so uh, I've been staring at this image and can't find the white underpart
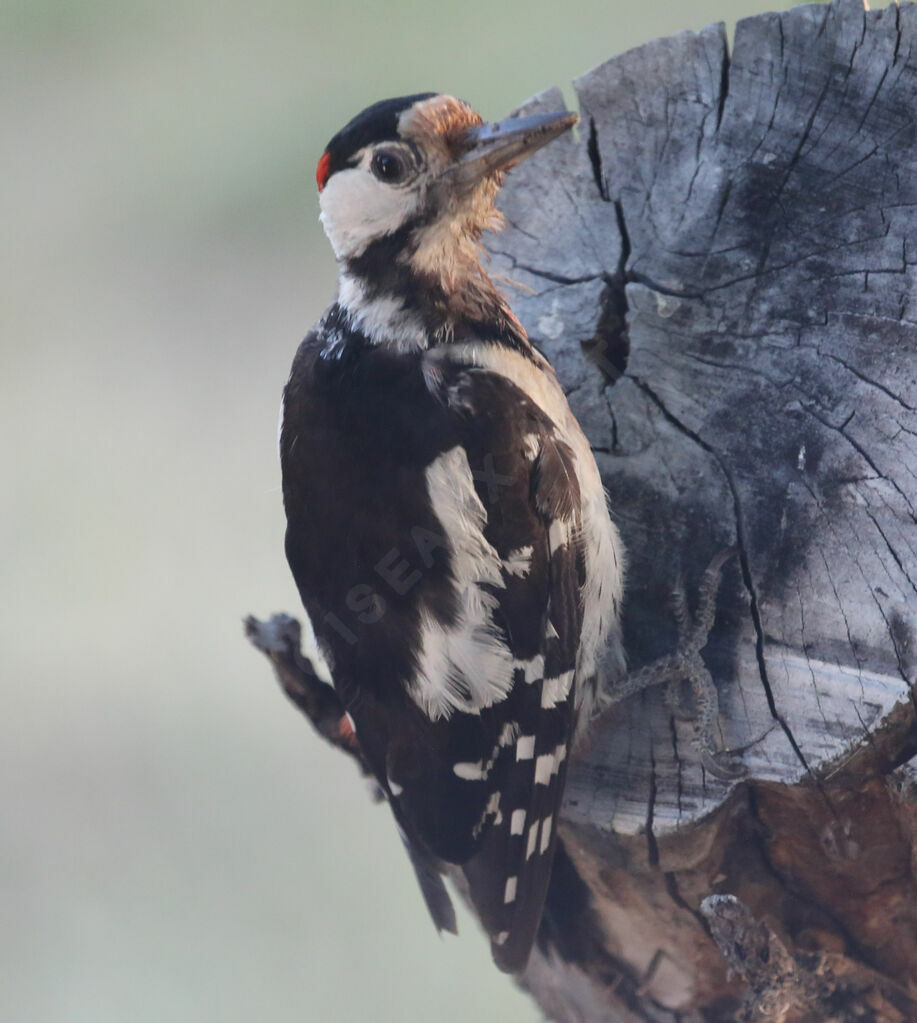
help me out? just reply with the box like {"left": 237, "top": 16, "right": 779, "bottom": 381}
{"left": 319, "top": 154, "right": 420, "bottom": 260}
{"left": 502, "top": 545, "right": 533, "bottom": 578}
{"left": 410, "top": 447, "right": 514, "bottom": 720}
{"left": 425, "top": 342, "right": 626, "bottom": 727}
{"left": 337, "top": 273, "right": 428, "bottom": 352}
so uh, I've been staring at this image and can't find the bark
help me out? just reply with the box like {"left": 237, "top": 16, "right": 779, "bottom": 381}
{"left": 249, "top": 2, "right": 917, "bottom": 1018}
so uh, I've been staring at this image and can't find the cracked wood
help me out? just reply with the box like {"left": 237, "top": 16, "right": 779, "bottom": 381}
{"left": 480, "top": 1, "right": 917, "bottom": 1019}
{"left": 491, "top": 0, "right": 917, "bottom": 833}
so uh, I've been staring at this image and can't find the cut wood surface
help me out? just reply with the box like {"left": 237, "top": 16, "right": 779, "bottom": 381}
{"left": 249, "top": 2, "right": 917, "bottom": 1019}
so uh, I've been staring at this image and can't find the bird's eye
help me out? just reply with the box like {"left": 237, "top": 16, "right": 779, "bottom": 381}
{"left": 371, "top": 149, "right": 408, "bottom": 184}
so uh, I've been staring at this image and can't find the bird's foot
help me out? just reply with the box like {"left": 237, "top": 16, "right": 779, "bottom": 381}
{"left": 614, "top": 548, "right": 747, "bottom": 780}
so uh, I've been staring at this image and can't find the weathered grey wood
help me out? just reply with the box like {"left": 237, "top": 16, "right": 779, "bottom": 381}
{"left": 484, "top": 1, "right": 917, "bottom": 1018}
{"left": 248, "top": 2, "right": 917, "bottom": 1019}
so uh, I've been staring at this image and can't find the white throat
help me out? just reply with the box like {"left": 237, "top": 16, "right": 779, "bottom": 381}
{"left": 337, "top": 273, "right": 429, "bottom": 352}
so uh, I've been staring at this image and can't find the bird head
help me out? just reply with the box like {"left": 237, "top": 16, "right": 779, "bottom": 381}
{"left": 314, "top": 94, "right": 576, "bottom": 350}
{"left": 316, "top": 93, "right": 577, "bottom": 277}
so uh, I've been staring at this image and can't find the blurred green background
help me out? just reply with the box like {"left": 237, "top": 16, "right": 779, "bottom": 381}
{"left": 2, "top": 1, "right": 841, "bottom": 1020}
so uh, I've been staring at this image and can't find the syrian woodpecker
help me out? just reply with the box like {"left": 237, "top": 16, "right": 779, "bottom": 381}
{"left": 279, "top": 93, "right": 625, "bottom": 973}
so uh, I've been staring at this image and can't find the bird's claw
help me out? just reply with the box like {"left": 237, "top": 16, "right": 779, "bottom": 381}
{"left": 616, "top": 547, "right": 745, "bottom": 780}
{"left": 701, "top": 749, "right": 748, "bottom": 781}
{"left": 243, "top": 613, "right": 301, "bottom": 658}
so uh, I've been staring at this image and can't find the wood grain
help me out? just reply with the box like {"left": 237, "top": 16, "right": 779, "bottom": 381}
{"left": 489, "top": 2, "right": 917, "bottom": 1018}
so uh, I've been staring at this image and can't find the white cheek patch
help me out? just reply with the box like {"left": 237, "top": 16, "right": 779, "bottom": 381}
{"left": 319, "top": 162, "right": 419, "bottom": 259}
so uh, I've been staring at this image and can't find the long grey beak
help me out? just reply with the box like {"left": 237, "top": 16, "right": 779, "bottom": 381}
{"left": 449, "top": 109, "right": 578, "bottom": 191}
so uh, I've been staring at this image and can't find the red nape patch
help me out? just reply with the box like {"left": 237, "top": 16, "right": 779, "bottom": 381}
{"left": 316, "top": 151, "right": 331, "bottom": 192}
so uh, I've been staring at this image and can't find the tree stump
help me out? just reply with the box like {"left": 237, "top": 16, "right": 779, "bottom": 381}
{"left": 249, "top": 1, "right": 917, "bottom": 1019}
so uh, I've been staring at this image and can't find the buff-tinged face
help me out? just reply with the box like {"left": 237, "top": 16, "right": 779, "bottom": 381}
{"left": 318, "top": 95, "right": 499, "bottom": 262}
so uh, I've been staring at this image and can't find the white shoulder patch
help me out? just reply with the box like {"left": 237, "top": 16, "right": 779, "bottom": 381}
{"left": 409, "top": 446, "right": 514, "bottom": 720}
{"left": 441, "top": 343, "right": 626, "bottom": 703}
